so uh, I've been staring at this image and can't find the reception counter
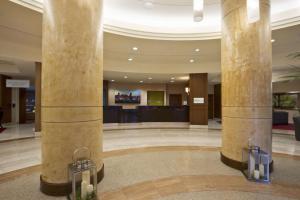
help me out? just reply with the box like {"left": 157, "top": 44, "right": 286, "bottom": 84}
{"left": 103, "top": 106, "right": 189, "bottom": 123}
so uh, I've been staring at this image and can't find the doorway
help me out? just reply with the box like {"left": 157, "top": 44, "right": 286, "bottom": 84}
{"left": 169, "top": 94, "right": 182, "bottom": 106}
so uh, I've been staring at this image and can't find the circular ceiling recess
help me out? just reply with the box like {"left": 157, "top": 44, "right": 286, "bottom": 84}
{"left": 9, "top": 0, "right": 300, "bottom": 40}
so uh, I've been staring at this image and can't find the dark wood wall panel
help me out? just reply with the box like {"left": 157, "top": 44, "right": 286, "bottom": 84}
{"left": 214, "top": 84, "right": 222, "bottom": 119}
{"left": 208, "top": 94, "right": 214, "bottom": 119}
{"left": 0, "top": 75, "right": 12, "bottom": 123}
{"left": 103, "top": 80, "right": 108, "bottom": 106}
{"left": 189, "top": 73, "right": 208, "bottom": 125}
{"left": 19, "top": 88, "right": 27, "bottom": 124}
{"left": 35, "top": 62, "right": 42, "bottom": 131}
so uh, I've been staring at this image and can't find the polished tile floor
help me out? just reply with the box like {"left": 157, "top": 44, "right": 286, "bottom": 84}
{"left": 0, "top": 126, "right": 300, "bottom": 175}
{"left": 0, "top": 147, "right": 300, "bottom": 200}
{"left": 0, "top": 123, "right": 35, "bottom": 141}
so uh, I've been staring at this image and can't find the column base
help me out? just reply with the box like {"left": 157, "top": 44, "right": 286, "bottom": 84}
{"left": 40, "top": 164, "right": 104, "bottom": 196}
{"left": 220, "top": 153, "right": 273, "bottom": 172}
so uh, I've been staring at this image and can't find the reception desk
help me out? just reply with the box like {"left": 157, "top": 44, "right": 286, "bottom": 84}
{"left": 103, "top": 106, "right": 189, "bottom": 123}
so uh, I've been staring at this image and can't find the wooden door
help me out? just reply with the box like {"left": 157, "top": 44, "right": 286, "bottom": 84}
{"left": 169, "top": 94, "right": 182, "bottom": 106}
{"left": 0, "top": 75, "right": 12, "bottom": 123}
{"left": 19, "top": 88, "right": 26, "bottom": 124}
{"left": 214, "top": 84, "right": 221, "bottom": 118}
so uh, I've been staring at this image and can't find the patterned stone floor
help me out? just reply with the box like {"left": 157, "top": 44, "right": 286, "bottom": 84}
{"left": 0, "top": 147, "right": 300, "bottom": 200}
{"left": 1, "top": 127, "right": 300, "bottom": 175}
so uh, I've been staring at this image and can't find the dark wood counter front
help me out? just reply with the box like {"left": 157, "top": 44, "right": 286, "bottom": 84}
{"left": 103, "top": 106, "right": 189, "bottom": 123}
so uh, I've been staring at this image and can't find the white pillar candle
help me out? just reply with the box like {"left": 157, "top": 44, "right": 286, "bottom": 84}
{"left": 87, "top": 184, "right": 94, "bottom": 195}
{"left": 259, "top": 164, "right": 264, "bottom": 177}
{"left": 249, "top": 154, "right": 255, "bottom": 177}
{"left": 81, "top": 181, "right": 88, "bottom": 200}
{"left": 82, "top": 170, "right": 90, "bottom": 184}
{"left": 254, "top": 170, "right": 260, "bottom": 180}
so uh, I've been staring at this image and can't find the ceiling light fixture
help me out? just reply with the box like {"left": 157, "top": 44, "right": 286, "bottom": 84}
{"left": 111, "top": 80, "right": 115, "bottom": 82}
{"left": 271, "top": 39, "right": 275, "bottom": 43}
{"left": 128, "top": 58, "right": 133, "bottom": 61}
{"left": 190, "top": 59, "right": 195, "bottom": 63}
{"left": 139, "top": 80, "right": 144, "bottom": 83}
{"left": 170, "top": 80, "right": 175, "bottom": 83}
{"left": 193, "top": 0, "right": 204, "bottom": 22}
{"left": 195, "top": 48, "right": 200, "bottom": 52}
{"left": 124, "top": 76, "right": 128, "bottom": 79}
{"left": 132, "top": 47, "right": 138, "bottom": 51}
{"left": 144, "top": 1, "right": 154, "bottom": 9}
{"left": 247, "top": 0, "right": 260, "bottom": 23}
{"left": 185, "top": 87, "right": 190, "bottom": 94}
{"left": 148, "top": 77, "right": 153, "bottom": 80}
{"left": 171, "top": 77, "right": 175, "bottom": 80}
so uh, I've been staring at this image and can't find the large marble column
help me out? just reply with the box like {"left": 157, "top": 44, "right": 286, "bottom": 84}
{"left": 41, "top": 0, "right": 104, "bottom": 195}
{"left": 221, "top": 0, "right": 272, "bottom": 169}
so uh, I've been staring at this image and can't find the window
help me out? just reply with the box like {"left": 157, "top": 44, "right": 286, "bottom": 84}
{"left": 273, "top": 93, "right": 299, "bottom": 109}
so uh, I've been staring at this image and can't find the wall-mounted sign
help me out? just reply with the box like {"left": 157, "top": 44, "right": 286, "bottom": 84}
{"left": 193, "top": 97, "right": 204, "bottom": 104}
{"left": 6, "top": 79, "right": 30, "bottom": 88}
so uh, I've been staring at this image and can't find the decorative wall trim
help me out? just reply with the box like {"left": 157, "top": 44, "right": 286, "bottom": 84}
{"left": 9, "top": 0, "right": 300, "bottom": 41}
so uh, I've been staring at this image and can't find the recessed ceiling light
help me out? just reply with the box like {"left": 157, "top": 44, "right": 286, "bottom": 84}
{"left": 148, "top": 77, "right": 153, "bottom": 80}
{"left": 124, "top": 76, "right": 128, "bottom": 79}
{"left": 139, "top": 80, "right": 144, "bottom": 83}
{"left": 128, "top": 58, "right": 133, "bottom": 61}
{"left": 132, "top": 47, "right": 138, "bottom": 51}
{"left": 144, "top": 1, "right": 154, "bottom": 9}
{"left": 178, "top": 76, "right": 190, "bottom": 80}
{"left": 190, "top": 59, "right": 195, "bottom": 63}
{"left": 111, "top": 80, "right": 115, "bottom": 82}
{"left": 195, "top": 48, "right": 200, "bottom": 52}
{"left": 170, "top": 80, "right": 175, "bottom": 83}
{"left": 271, "top": 39, "right": 275, "bottom": 43}
{"left": 171, "top": 77, "right": 175, "bottom": 80}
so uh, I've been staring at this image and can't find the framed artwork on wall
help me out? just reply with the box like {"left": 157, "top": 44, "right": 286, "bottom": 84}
{"left": 115, "top": 90, "right": 141, "bottom": 104}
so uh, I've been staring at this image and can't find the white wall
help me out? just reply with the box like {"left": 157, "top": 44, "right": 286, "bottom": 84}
{"left": 273, "top": 80, "right": 300, "bottom": 93}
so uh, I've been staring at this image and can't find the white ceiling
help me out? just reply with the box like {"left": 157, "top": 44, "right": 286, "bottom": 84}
{"left": 0, "top": 0, "right": 300, "bottom": 85}
{"left": 9, "top": 0, "right": 300, "bottom": 40}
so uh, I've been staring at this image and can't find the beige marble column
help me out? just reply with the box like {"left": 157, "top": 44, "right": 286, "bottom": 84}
{"left": 41, "top": 0, "right": 103, "bottom": 195}
{"left": 221, "top": 0, "right": 272, "bottom": 169}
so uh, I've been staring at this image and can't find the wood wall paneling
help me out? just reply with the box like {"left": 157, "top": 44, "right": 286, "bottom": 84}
{"left": 189, "top": 73, "right": 208, "bottom": 125}
{"left": 169, "top": 94, "right": 182, "bottom": 106}
{"left": 19, "top": 88, "right": 26, "bottom": 124}
{"left": 35, "top": 62, "right": 42, "bottom": 131}
{"left": 0, "top": 75, "right": 12, "bottom": 123}
{"left": 103, "top": 80, "right": 108, "bottom": 106}
{"left": 214, "top": 84, "right": 221, "bottom": 119}
{"left": 208, "top": 94, "right": 214, "bottom": 119}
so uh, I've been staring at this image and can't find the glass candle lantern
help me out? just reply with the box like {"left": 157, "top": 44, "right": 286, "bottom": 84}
{"left": 247, "top": 145, "right": 270, "bottom": 183}
{"left": 258, "top": 150, "right": 270, "bottom": 183}
{"left": 68, "top": 147, "right": 97, "bottom": 200}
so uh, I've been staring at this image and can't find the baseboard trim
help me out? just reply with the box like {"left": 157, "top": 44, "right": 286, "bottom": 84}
{"left": 189, "top": 125, "right": 208, "bottom": 129}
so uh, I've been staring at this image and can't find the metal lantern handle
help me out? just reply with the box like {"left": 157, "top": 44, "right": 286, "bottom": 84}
{"left": 72, "top": 147, "right": 91, "bottom": 162}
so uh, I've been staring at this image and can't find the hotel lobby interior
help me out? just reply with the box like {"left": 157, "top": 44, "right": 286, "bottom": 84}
{"left": 0, "top": 0, "right": 300, "bottom": 199}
